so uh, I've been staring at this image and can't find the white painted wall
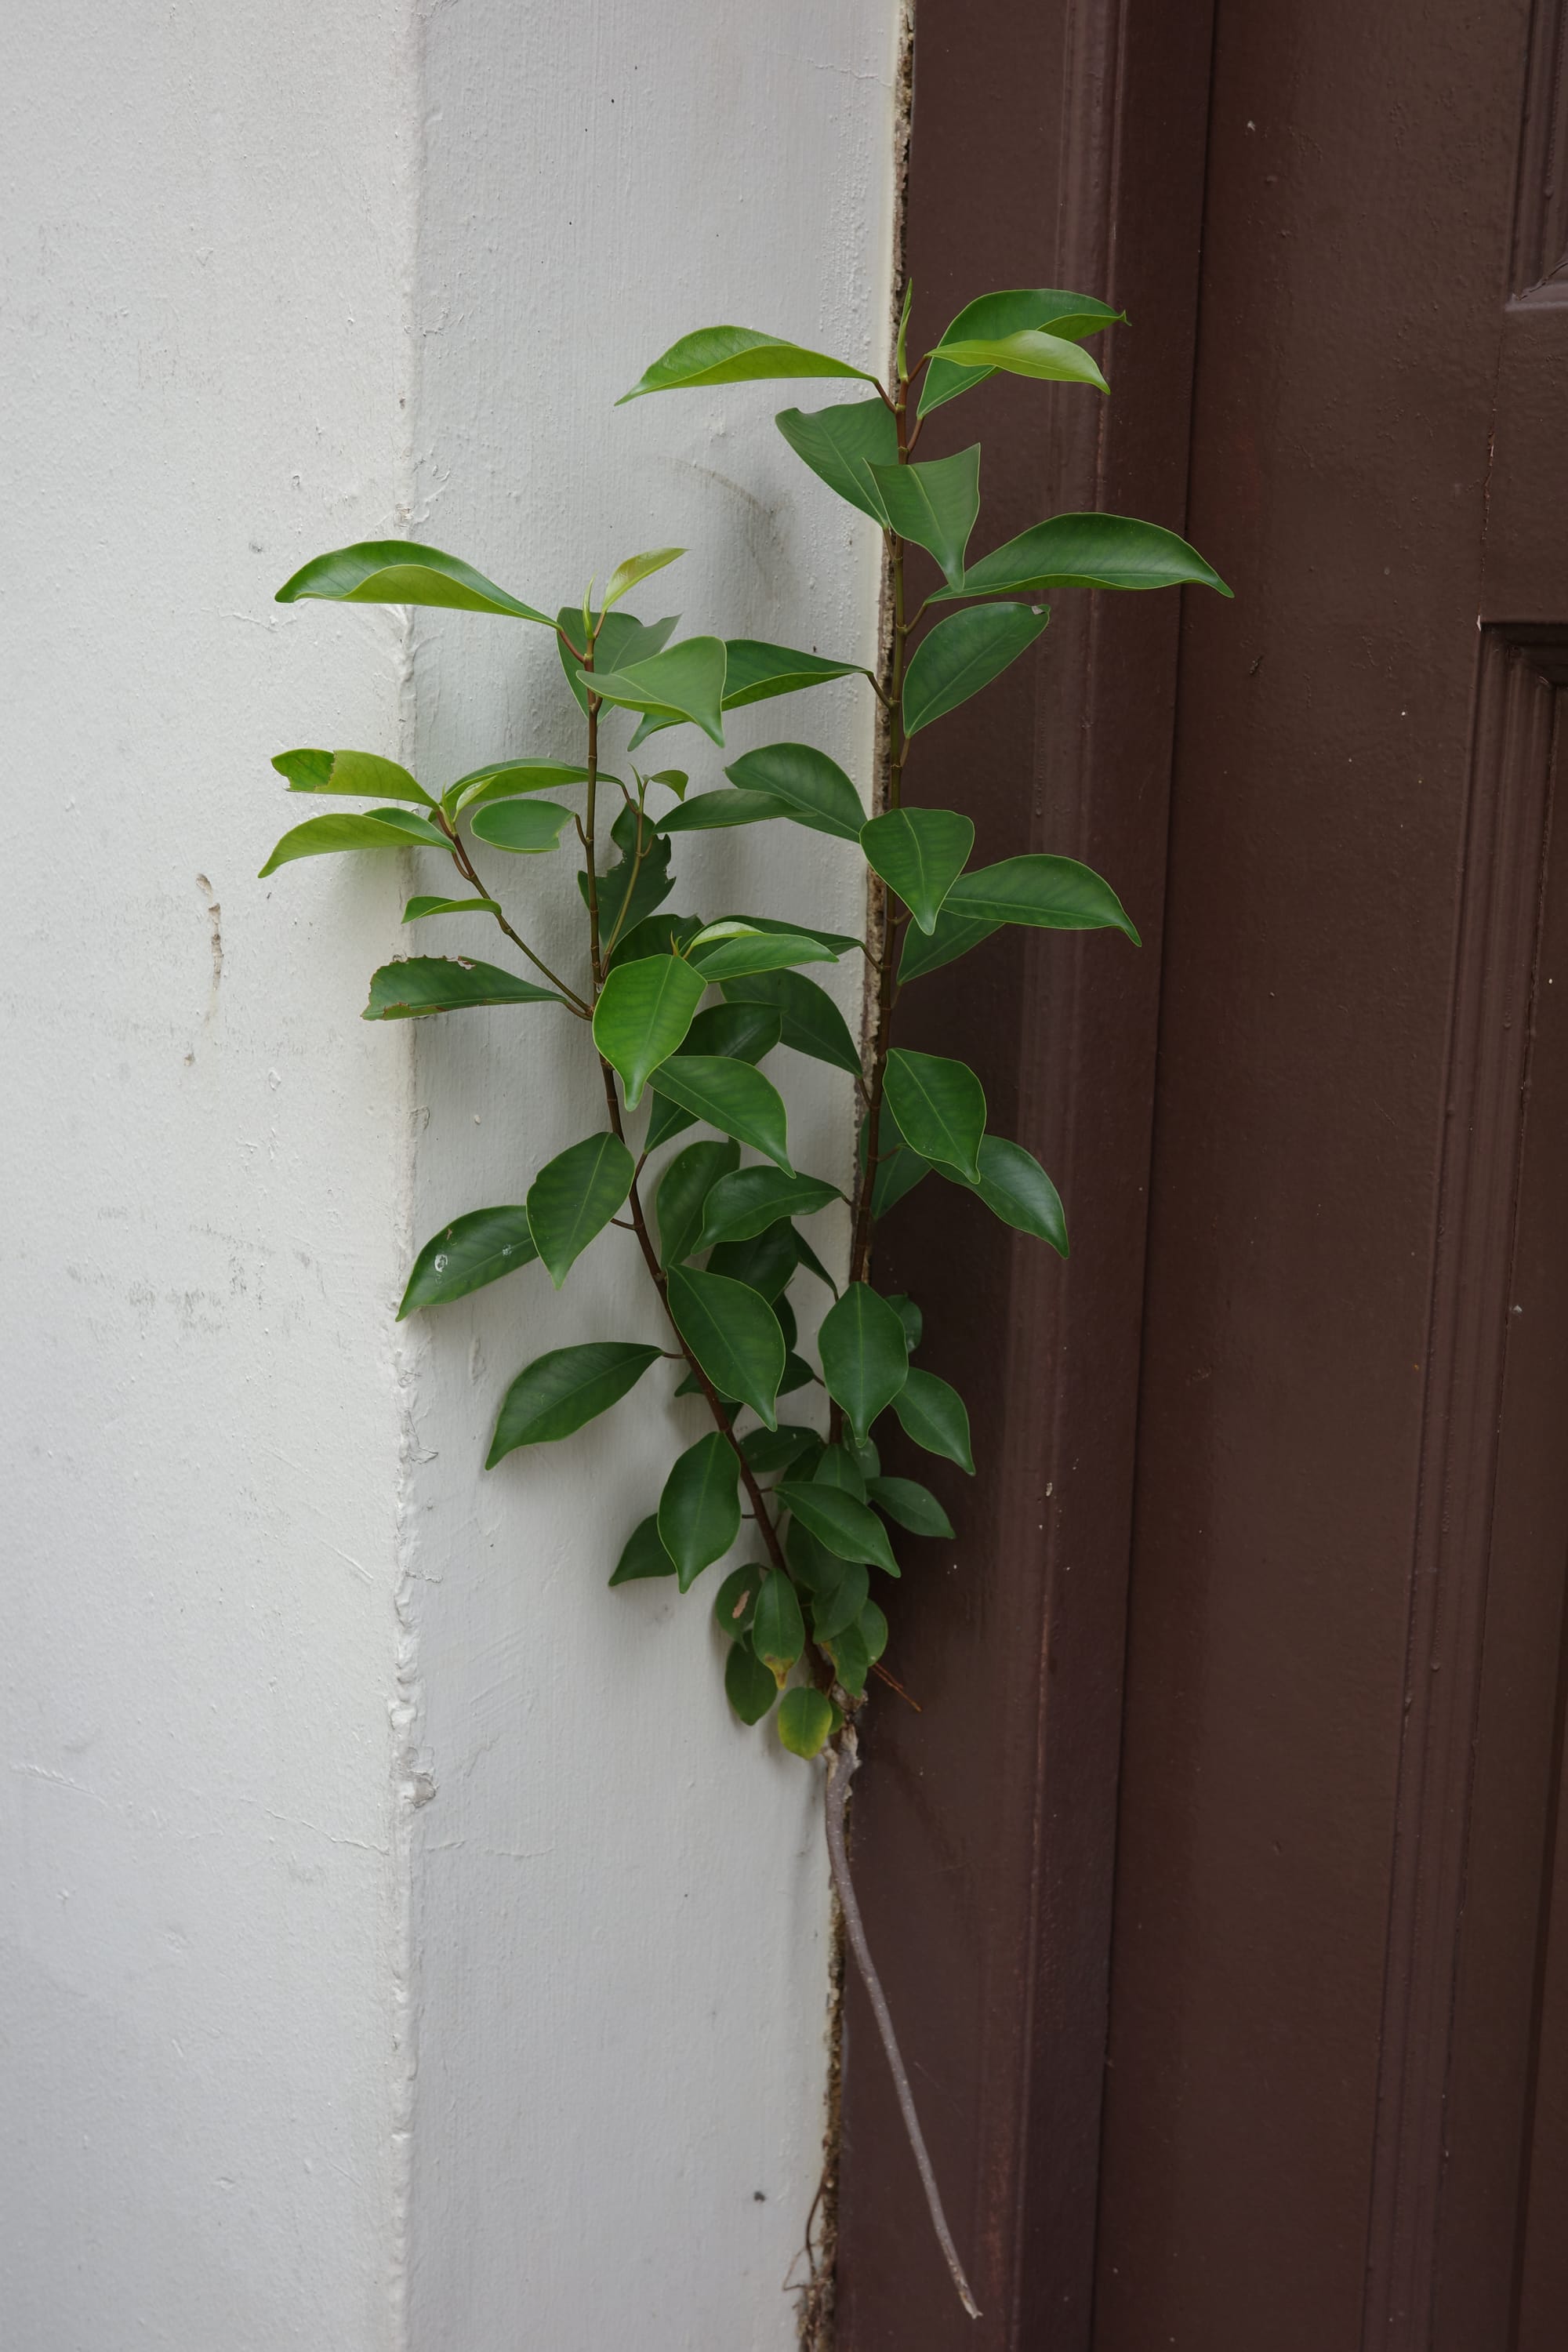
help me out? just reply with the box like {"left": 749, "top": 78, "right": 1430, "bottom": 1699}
{"left": 2, "top": 5, "right": 895, "bottom": 2349}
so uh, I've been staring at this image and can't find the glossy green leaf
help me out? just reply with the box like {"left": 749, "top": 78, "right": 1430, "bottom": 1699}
{"left": 858, "top": 1596, "right": 889, "bottom": 1663}
{"left": 273, "top": 747, "right": 436, "bottom": 806}
{"left": 902, "top": 602, "right": 1051, "bottom": 735}
{"left": 592, "top": 954, "right": 707, "bottom": 1107}
{"left": 580, "top": 802, "right": 675, "bottom": 943}
{"left": 648, "top": 1056, "right": 792, "bottom": 1172}
{"left": 946, "top": 1134, "right": 1068, "bottom": 1254}
{"left": 655, "top": 789, "right": 795, "bottom": 834}
{"left": 792, "top": 1229, "right": 837, "bottom": 1295}
{"left": 270, "top": 747, "right": 336, "bottom": 793}
{"left": 276, "top": 538, "right": 552, "bottom": 622}
{"left": 469, "top": 798, "right": 575, "bottom": 855}
{"left": 777, "top": 1481, "right": 900, "bottom": 1576}
{"left": 714, "top": 1562, "right": 767, "bottom": 1639}
{"left": 363, "top": 956, "right": 563, "bottom": 1018}
{"left": 775, "top": 395, "right": 898, "bottom": 522}
{"left": 706, "top": 1219, "right": 797, "bottom": 1303}
{"left": 870, "top": 1140, "right": 930, "bottom": 1218}
{"left": 557, "top": 608, "right": 679, "bottom": 715}
{"left": 658, "top": 1432, "right": 742, "bottom": 1592}
{"left": 688, "top": 928, "right": 838, "bottom": 981}
{"left": 920, "top": 288, "right": 1120, "bottom": 415}
{"left": 724, "top": 913, "right": 862, "bottom": 957}
{"left": 603, "top": 546, "right": 684, "bottom": 610}
{"left": 943, "top": 852, "right": 1138, "bottom": 941}
{"left": 752, "top": 1569, "right": 807, "bottom": 1686}
{"left": 897, "top": 907, "right": 1003, "bottom": 982}
{"left": 818, "top": 1283, "right": 910, "bottom": 1445}
{"left": 932, "top": 328, "right": 1108, "bottom": 394}
{"left": 719, "top": 638, "right": 869, "bottom": 711}
{"left": 609, "top": 1515, "right": 677, "bottom": 1584}
{"left": 618, "top": 325, "right": 877, "bottom": 403}
{"left": 867, "top": 445, "right": 981, "bottom": 587}
{"left": 891, "top": 1366, "right": 975, "bottom": 1474}
{"left": 884, "top": 1047, "right": 985, "bottom": 1181}
{"left": 720, "top": 970, "right": 862, "bottom": 1076}
{"left": 812, "top": 1444, "right": 868, "bottom": 1503}
{"left": 402, "top": 895, "right": 501, "bottom": 923}
{"left": 445, "top": 758, "right": 594, "bottom": 815}
{"left": 859, "top": 807, "right": 975, "bottom": 934}
{"left": 487, "top": 1341, "right": 663, "bottom": 1464}
{"left": 655, "top": 1138, "right": 740, "bottom": 1268}
{"left": 867, "top": 1475, "right": 954, "bottom": 1540}
{"left": 778, "top": 1684, "right": 835, "bottom": 1757}
{"left": 642, "top": 1004, "right": 781, "bottom": 1151}
{"left": 666, "top": 1265, "right": 786, "bottom": 1429}
{"left": 398, "top": 1205, "right": 539, "bottom": 1317}
{"left": 582, "top": 637, "right": 728, "bottom": 745}
{"left": 786, "top": 1515, "right": 841, "bottom": 1592}
{"left": 648, "top": 768, "right": 688, "bottom": 797}
{"left": 933, "top": 510, "right": 1231, "bottom": 602}
{"left": 820, "top": 1617, "right": 872, "bottom": 1701}
{"left": 699, "top": 1168, "right": 840, "bottom": 1249}
{"left": 741, "top": 1425, "right": 823, "bottom": 1478}
{"left": 525, "top": 1132, "right": 635, "bottom": 1287}
{"left": 885, "top": 1294, "right": 923, "bottom": 1352}
{"left": 258, "top": 808, "right": 452, "bottom": 877}
{"left": 607, "top": 909, "right": 702, "bottom": 970}
{"left": 724, "top": 1635, "right": 779, "bottom": 1724}
{"left": 775, "top": 1294, "right": 800, "bottom": 1352}
{"left": 723, "top": 743, "right": 865, "bottom": 840}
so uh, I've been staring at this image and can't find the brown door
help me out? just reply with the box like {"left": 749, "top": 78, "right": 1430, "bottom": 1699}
{"left": 837, "top": 3, "right": 1568, "bottom": 2347}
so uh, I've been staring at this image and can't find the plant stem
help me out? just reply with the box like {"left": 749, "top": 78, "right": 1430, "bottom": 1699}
{"left": 435, "top": 816, "right": 592, "bottom": 1014}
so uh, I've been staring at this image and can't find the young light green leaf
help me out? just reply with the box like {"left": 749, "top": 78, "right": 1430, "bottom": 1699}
{"left": 557, "top": 608, "right": 679, "bottom": 715}
{"left": 920, "top": 288, "right": 1121, "bottom": 415}
{"left": 902, "top": 603, "right": 1051, "bottom": 735}
{"left": 884, "top": 1047, "right": 985, "bottom": 1182}
{"left": 724, "top": 1635, "right": 780, "bottom": 1725}
{"left": 699, "top": 1168, "right": 840, "bottom": 1249}
{"left": 723, "top": 743, "right": 865, "bottom": 840}
{"left": 818, "top": 1283, "right": 910, "bottom": 1445}
{"left": 777, "top": 1482, "right": 900, "bottom": 1576}
{"left": 581, "top": 802, "right": 675, "bottom": 942}
{"left": 931, "top": 328, "right": 1109, "bottom": 394}
{"left": 592, "top": 955, "right": 707, "bottom": 1108}
{"left": 751, "top": 1569, "right": 808, "bottom": 1686}
{"left": 714, "top": 1562, "right": 767, "bottom": 1639}
{"left": 775, "top": 395, "right": 898, "bottom": 522}
{"left": 943, "top": 853, "right": 1138, "bottom": 941}
{"left": 276, "top": 539, "right": 551, "bottom": 622}
{"left": 741, "top": 1425, "right": 823, "bottom": 1479}
{"left": 897, "top": 908, "right": 1003, "bottom": 983}
{"left": 258, "top": 808, "right": 452, "bottom": 877}
{"left": 777, "top": 1684, "right": 835, "bottom": 1757}
{"left": 720, "top": 970, "right": 862, "bottom": 1076}
{"left": 867, "top": 445, "right": 981, "bottom": 587}
{"left": 859, "top": 807, "right": 975, "bottom": 934}
{"left": 931, "top": 510, "right": 1231, "bottom": 602}
{"left": 648, "top": 1056, "right": 793, "bottom": 1172}
{"left": 688, "top": 928, "right": 838, "bottom": 981}
{"left": 658, "top": 1432, "right": 742, "bottom": 1592}
{"left": 525, "top": 1132, "right": 636, "bottom": 1287}
{"left": 273, "top": 747, "right": 437, "bottom": 806}
{"left": 445, "top": 758, "right": 594, "bottom": 815}
{"left": 487, "top": 1341, "right": 663, "bottom": 1464}
{"left": 945, "top": 1134, "right": 1068, "bottom": 1254}
{"left": 363, "top": 956, "right": 564, "bottom": 1018}
{"left": 581, "top": 637, "right": 728, "bottom": 745}
{"left": 866, "top": 1475, "right": 955, "bottom": 1540}
{"left": 402, "top": 895, "right": 502, "bottom": 923}
{"left": 602, "top": 546, "right": 684, "bottom": 611}
{"left": 655, "top": 789, "right": 796, "bottom": 834}
{"left": 655, "top": 1138, "right": 740, "bottom": 1268}
{"left": 468, "top": 798, "right": 576, "bottom": 855}
{"left": 666, "top": 1265, "right": 786, "bottom": 1429}
{"left": 619, "top": 325, "right": 877, "bottom": 404}
{"left": 891, "top": 1366, "right": 975, "bottom": 1475}
{"left": 398, "top": 1205, "right": 539, "bottom": 1317}
{"left": 608, "top": 1515, "right": 678, "bottom": 1584}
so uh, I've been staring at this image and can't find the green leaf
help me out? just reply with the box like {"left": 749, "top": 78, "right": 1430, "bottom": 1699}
{"left": 648, "top": 768, "right": 689, "bottom": 797}
{"left": 609, "top": 1515, "right": 677, "bottom": 1584}
{"left": 468, "top": 798, "right": 576, "bottom": 855}
{"left": 820, "top": 1617, "right": 871, "bottom": 1701}
{"left": 786, "top": 1515, "right": 843, "bottom": 1592}
{"left": 699, "top": 1169, "right": 840, "bottom": 1249}
{"left": 720, "top": 970, "right": 862, "bottom": 1077}
{"left": 619, "top": 325, "right": 877, "bottom": 403}
{"left": 487, "top": 1341, "right": 663, "bottom": 1464}
{"left": 582, "top": 637, "right": 728, "bottom": 745}
{"left": 273, "top": 747, "right": 436, "bottom": 806}
{"left": 741, "top": 1425, "right": 822, "bottom": 1478}
{"left": 818, "top": 1283, "right": 910, "bottom": 1445}
{"left": 885, "top": 1294, "right": 923, "bottom": 1352}
{"left": 592, "top": 954, "right": 707, "bottom": 1108}
{"left": 557, "top": 608, "right": 679, "bottom": 715}
{"left": 792, "top": 1229, "right": 837, "bottom": 1294}
{"left": 932, "top": 510, "right": 1231, "bottom": 602}
{"left": 724, "top": 1635, "right": 779, "bottom": 1724}
{"left": 723, "top": 743, "right": 864, "bottom": 840}
{"left": 752, "top": 1570, "right": 807, "bottom": 1686}
{"left": 946, "top": 1134, "right": 1068, "bottom": 1254}
{"left": 398, "top": 1205, "right": 539, "bottom": 1316}
{"left": 580, "top": 803, "right": 675, "bottom": 942}
{"left": 688, "top": 928, "right": 839, "bottom": 981}
{"left": 258, "top": 808, "right": 452, "bottom": 877}
{"left": 655, "top": 789, "right": 796, "bottom": 835}
{"left": 931, "top": 328, "right": 1109, "bottom": 394}
{"left": 866, "top": 1475, "right": 954, "bottom": 1540}
{"left": 274, "top": 540, "right": 552, "bottom": 622}
{"left": 363, "top": 956, "right": 563, "bottom": 1018}
{"left": 779, "top": 1351, "right": 816, "bottom": 1396}
{"left": 777, "top": 1685, "right": 835, "bottom": 1758}
{"left": 891, "top": 1366, "right": 975, "bottom": 1474}
{"left": 724, "top": 913, "right": 862, "bottom": 957}
{"left": 445, "top": 758, "right": 593, "bottom": 815}
{"left": 402, "top": 895, "right": 501, "bottom": 922}
{"left": 859, "top": 807, "right": 975, "bottom": 934}
{"left": 718, "top": 639, "right": 869, "bottom": 711}
{"left": 858, "top": 1596, "right": 889, "bottom": 1663}
{"left": 658, "top": 1432, "right": 742, "bottom": 1592}
{"left": 867, "top": 445, "right": 981, "bottom": 587}
{"left": 897, "top": 908, "right": 1003, "bottom": 983}
{"left": 775, "top": 396, "right": 898, "bottom": 522}
{"left": 777, "top": 1482, "right": 900, "bottom": 1576}
{"left": 812, "top": 1444, "right": 868, "bottom": 1503}
{"left": 643, "top": 1004, "right": 782, "bottom": 1152}
{"left": 666, "top": 1265, "right": 786, "bottom": 1429}
{"left": 603, "top": 546, "right": 685, "bottom": 610}
{"left": 920, "top": 288, "right": 1120, "bottom": 416}
{"left": 871, "top": 1142, "right": 930, "bottom": 1218}
{"left": 944, "top": 852, "right": 1138, "bottom": 941}
{"left": 706, "top": 1219, "right": 797, "bottom": 1303}
{"left": 655, "top": 1139, "right": 739, "bottom": 1268}
{"left": 608, "top": 909, "right": 702, "bottom": 970}
{"left": 525, "top": 1132, "right": 635, "bottom": 1287}
{"left": 775, "top": 1293, "right": 800, "bottom": 1351}
{"left": 884, "top": 1047, "right": 985, "bottom": 1181}
{"left": 902, "top": 603, "right": 1051, "bottom": 735}
{"left": 648, "top": 1056, "right": 792, "bottom": 1172}
{"left": 714, "top": 1562, "right": 767, "bottom": 1639}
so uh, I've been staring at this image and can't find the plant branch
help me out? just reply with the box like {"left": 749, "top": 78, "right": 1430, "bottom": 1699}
{"left": 435, "top": 815, "right": 592, "bottom": 1015}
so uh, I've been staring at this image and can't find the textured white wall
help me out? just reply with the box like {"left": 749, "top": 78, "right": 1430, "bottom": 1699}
{"left": 2, "top": 4, "right": 895, "bottom": 2350}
